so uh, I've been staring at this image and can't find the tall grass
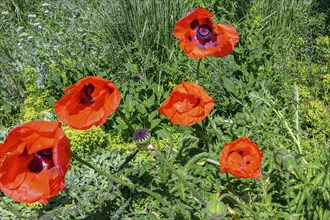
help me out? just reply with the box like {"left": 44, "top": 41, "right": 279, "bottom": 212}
{"left": 250, "top": 0, "right": 326, "bottom": 56}
{"left": 96, "top": 0, "right": 189, "bottom": 62}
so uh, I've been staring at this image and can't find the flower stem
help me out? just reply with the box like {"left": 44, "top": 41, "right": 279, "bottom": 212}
{"left": 196, "top": 58, "right": 202, "bottom": 81}
{"left": 219, "top": 193, "right": 238, "bottom": 201}
{"left": 72, "top": 153, "right": 170, "bottom": 206}
{"left": 220, "top": 193, "right": 260, "bottom": 220}
{"left": 154, "top": 148, "right": 207, "bottom": 206}
{"left": 116, "top": 109, "right": 135, "bottom": 134}
{"left": 321, "top": 149, "right": 330, "bottom": 186}
{"left": 226, "top": 172, "right": 234, "bottom": 192}
{"left": 201, "top": 119, "right": 209, "bottom": 150}
{"left": 116, "top": 149, "right": 140, "bottom": 173}
{"left": 285, "top": 172, "right": 292, "bottom": 216}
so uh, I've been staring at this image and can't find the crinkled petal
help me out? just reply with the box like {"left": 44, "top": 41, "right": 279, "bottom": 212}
{"left": 158, "top": 78, "right": 214, "bottom": 126}
{"left": 219, "top": 137, "right": 263, "bottom": 178}
{"left": 54, "top": 76, "right": 121, "bottom": 130}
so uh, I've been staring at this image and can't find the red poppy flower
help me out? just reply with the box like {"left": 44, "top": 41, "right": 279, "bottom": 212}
{"left": 158, "top": 78, "right": 214, "bottom": 125}
{"left": 174, "top": 8, "right": 239, "bottom": 58}
{"left": 54, "top": 76, "right": 121, "bottom": 130}
{"left": 0, "top": 121, "right": 71, "bottom": 204}
{"left": 219, "top": 137, "right": 263, "bottom": 178}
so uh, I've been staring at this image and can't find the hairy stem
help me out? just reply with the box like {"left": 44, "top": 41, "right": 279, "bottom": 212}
{"left": 116, "top": 149, "right": 140, "bottom": 173}
{"left": 285, "top": 172, "right": 292, "bottom": 216}
{"left": 196, "top": 58, "right": 202, "bottom": 80}
{"left": 321, "top": 147, "right": 330, "bottom": 186}
{"left": 116, "top": 109, "right": 135, "bottom": 134}
{"left": 294, "top": 83, "right": 301, "bottom": 154}
{"left": 72, "top": 153, "right": 170, "bottom": 206}
{"left": 226, "top": 172, "right": 234, "bottom": 193}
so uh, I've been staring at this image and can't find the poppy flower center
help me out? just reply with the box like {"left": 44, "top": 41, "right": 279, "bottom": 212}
{"left": 28, "top": 148, "right": 55, "bottom": 174}
{"left": 173, "top": 95, "right": 201, "bottom": 113}
{"left": 80, "top": 83, "right": 95, "bottom": 104}
{"left": 196, "top": 24, "right": 212, "bottom": 42}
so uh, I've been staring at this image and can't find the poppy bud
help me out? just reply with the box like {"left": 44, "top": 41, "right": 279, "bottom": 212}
{"left": 234, "top": 112, "right": 253, "bottom": 126}
{"left": 274, "top": 148, "right": 289, "bottom": 167}
{"left": 133, "top": 128, "right": 151, "bottom": 147}
{"left": 274, "top": 148, "right": 296, "bottom": 172}
{"left": 282, "top": 154, "right": 296, "bottom": 173}
{"left": 206, "top": 199, "right": 227, "bottom": 220}
{"left": 213, "top": 117, "right": 224, "bottom": 126}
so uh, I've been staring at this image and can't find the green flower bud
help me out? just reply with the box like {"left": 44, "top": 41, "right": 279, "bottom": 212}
{"left": 282, "top": 154, "right": 296, "bottom": 173}
{"left": 274, "top": 148, "right": 296, "bottom": 173}
{"left": 234, "top": 112, "right": 252, "bottom": 126}
{"left": 213, "top": 117, "right": 224, "bottom": 126}
{"left": 274, "top": 148, "right": 289, "bottom": 167}
{"left": 206, "top": 199, "right": 227, "bottom": 220}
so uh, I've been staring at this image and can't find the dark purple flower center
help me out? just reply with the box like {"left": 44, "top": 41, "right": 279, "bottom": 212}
{"left": 196, "top": 24, "right": 212, "bottom": 43}
{"left": 80, "top": 83, "right": 95, "bottom": 104}
{"left": 28, "top": 148, "right": 55, "bottom": 174}
{"left": 133, "top": 128, "right": 150, "bottom": 142}
{"left": 190, "top": 19, "right": 199, "bottom": 30}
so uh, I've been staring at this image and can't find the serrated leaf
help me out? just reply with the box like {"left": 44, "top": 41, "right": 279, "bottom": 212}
{"left": 223, "top": 77, "right": 236, "bottom": 94}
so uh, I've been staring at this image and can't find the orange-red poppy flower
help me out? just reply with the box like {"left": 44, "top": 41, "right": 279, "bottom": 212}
{"left": 158, "top": 78, "right": 214, "bottom": 125}
{"left": 174, "top": 8, "right": 239, "bottom": 58}
{"left": 219, "top": 137, "right": 263, "bottom": 178}
{"left": 0, "top": 121, "right": 71, "bottom": 204}
{"left": 54, "top": 76, "right": 121, "bottom": 130}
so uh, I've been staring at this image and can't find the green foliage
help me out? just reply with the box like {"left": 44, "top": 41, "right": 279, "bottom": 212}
{"left": 105, "top": 77, "right": 173, "bottom": 142}
{"left": 64, "top": 126, "right": 107, "bottom": 154}
{"left": 0, "top": 0, "right": 329, "bottom": 219}
{"left": 21, "top": 83, "right": 54, "bottom": 122}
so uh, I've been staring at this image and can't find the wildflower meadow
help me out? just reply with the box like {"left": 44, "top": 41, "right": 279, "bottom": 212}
{"left": 0, "top": 0, "right": 329, "bottom": 219}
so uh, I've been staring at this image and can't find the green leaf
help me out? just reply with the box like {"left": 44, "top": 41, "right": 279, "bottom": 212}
{"left": 222, "top": 77, "right": 236, "bottom": 94}
{"left": 124, "top": 63, "right": 139, "bottom": 73}
{"left": 125, "top": 95, "right": 135, "bottom": 112}
{"left": 150, "top": 119, "right": 161, "bottom": 130}
{"left": 136, "top": 103, "right": 147, "bottom": 115}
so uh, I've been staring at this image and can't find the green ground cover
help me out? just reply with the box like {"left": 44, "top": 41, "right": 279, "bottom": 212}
{"left": 0, "top": 0, "right": 329, "bottom": 219}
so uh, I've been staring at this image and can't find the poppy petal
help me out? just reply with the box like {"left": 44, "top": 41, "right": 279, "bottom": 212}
{"left": 158, "top": 78, "right": 214, "bottom": 126}
{"left": 174, "top": 8, "right": 239, "bottom": 58}
{"left": 219, "top": 137, "right": 263, "bottom": 178}
{"left": 0, "top": 121, "right": 71, "bottom": 204}
{"left": 0, "top": 154, "right": 31, "bottom": 190}
{"left": 54, "top": 76, "right": 121, "bottom": 130}
{"left": 213, "top": 24, "right": 239, "bottom": 57}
